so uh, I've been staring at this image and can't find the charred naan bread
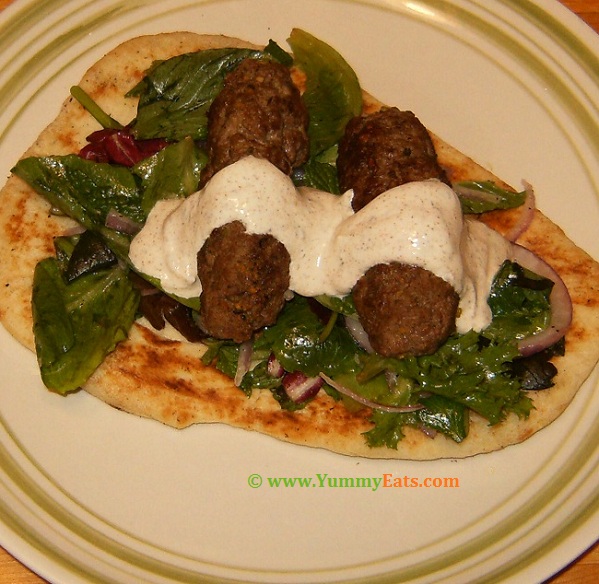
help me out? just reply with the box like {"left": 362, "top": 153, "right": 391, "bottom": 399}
{"left": 1, "top": 32, "right": 598, "bottom": 459}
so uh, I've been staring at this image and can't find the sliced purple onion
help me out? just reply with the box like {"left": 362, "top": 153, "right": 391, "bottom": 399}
{"left": 61, "top": 224, "right": 86, "bottom": 237}
{"left": 267, "top": 354, "right": 284, "bottom": 378}
{"left": 234, "top": 341, "right": 253, "bottom": 387}
{"left": 139, "top": 286, "right": 161, "bottom": 297}
{"left": 129, "top": 272, "right": 161, "bottom": 296}
{"left": 345, "top": 314, "right": 374, "bottom": 353}
{"left": 418, "top": 424, "right": 438, "bottom": 439}
{"left": 385, "top": 370, "right": 399, "bottom": 389}
{"left": 319, "top": 373, "right": 423, "bottom": 413}
{"left": 105, "top": 209, "right": 142, "bottom": 235}
{"left": 511, "top": 243, "right": 573, "bottom": 356}
{"left": 282, "top": 371, "right": 323, "bottom": 403}
{"left": 504, "top": 182, "right": 536, "bottom": 242}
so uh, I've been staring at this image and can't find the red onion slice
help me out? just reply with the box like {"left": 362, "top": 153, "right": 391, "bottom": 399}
{"left": 61, "top": 224, "right": 87, "bottom": 237}
{"left": 282, "top": 371, "right": 323, "bottom": 403}
{"left": 267, "top": 354, "right": 284, "bottom": 378}
{"left": 234, "top": 341, "right": 253, "bottom": 386}
{"left": 511, "top": 244, "right": 573, "bottom": 356}
{"left": 105, "top": 209, "right": 142, "bottom": 235}
{"left": 418, "top": 424, "right": 437, "bottom": 439}
{"left": 319, "top": 373, "right": 423, "bottom": 413}
{"left": 504, "top": 182, "right": 536, "bottom": 242}
{"left": 345, "top": 315, "right": 374, "bottom": 353}
{"left": 139, "top": 286, "right": 161, "bottom": 297}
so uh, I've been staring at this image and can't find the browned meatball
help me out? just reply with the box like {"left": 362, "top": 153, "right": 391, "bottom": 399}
{"left": 337, "top": 107, "right": 449, "bottom": 211}
{"left": 352, "top": 263, "right": 459, "bottom": 358}
{"left": 197, "top": 221, "right": 290, "bottom": 343}
{"left": 339, "top": 108, "right": 456, "bottom": 356}
{"left": 200, "top": 58, "right": 309, "bottom": 185}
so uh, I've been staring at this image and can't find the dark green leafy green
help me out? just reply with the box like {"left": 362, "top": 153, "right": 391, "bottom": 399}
{"left": 334, "top": 369, "right": 410, "bottom": 407}
{"left": 207, "top": 296, "right": 362, "bottom": 405}
{"left": 64, "top": 230, "right": 117, "bottom": 282}
{"left": 456, "top": 181, "right": 527, "bottom": 214}
{"left": 12, "top": 155, "right": 144, "bottom": 227}
{"left": 133, "top": 137, "right": 207, "bottom": 215}
{"left": 288, "top": 28, "right": 362, "bottom": 157}
{"left": 485, "top": 261, "right": 552, "bottom": 341}
{"left": 298, "top": 158, "right": 340, "bottom": 193}
{"left": 12, "top": 153, "right": 203, "bottom": 309}
{"left": 264, "top": 39, "right": 293, "bottom": 66}
{"left": 361, "top": 330, "right": 533, "bottom": 448}
{"left": 32, "top": 257, "right": 139, "bottom": 394}
{"left": 313, "top": 294, "right": 355, "bottom": 316}
{"left": 53, "top": 235, "right": 78, "bottom": 273}
{"left": 365, "top": 396, "right": 469, "bottom": 448}
{"left": 510, "top": 338, "right": 564, "bottom": 390}
{"left": 259, "top": 295, "right": 360, "bottom": 377}
{"left": 128, "top": 48, "right": 265, "bottom": 141}
{"left": 376, "top": 331, "right": 529, "bottom": 424}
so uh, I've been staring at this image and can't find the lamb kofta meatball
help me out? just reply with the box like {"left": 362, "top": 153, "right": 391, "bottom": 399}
{"left": 337, "top": 107, "right": 449, "bottom": 212}
{"left": 196, "top": 58, "right": 307, "bottom": 341}
{"left": 338, "top": 107, "right": 457, "bottom": 357}
{"left": 352, "top": 263, "right": 459, "bottom": 358}
{"left": 197, "top": 221, "right": 290, "bottom": 343}
{"left": 200, "top": 58, "right": 310, "bottom": 185}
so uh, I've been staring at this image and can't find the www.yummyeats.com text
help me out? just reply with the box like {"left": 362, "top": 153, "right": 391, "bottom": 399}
{"left": 247, "top": 473, "right": 460, "bottom": 490}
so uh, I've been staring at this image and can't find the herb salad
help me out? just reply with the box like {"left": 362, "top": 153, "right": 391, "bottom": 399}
{"left": 11, "top": 29, "right": 565, "bottom": 449}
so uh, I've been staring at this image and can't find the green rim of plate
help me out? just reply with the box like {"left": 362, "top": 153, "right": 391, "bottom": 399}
{"left": 0, "top": 0, "right": 598, "bottom": 582}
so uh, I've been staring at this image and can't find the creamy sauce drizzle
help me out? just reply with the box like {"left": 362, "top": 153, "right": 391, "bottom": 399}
{"left": 129, "top": 156, "right": 512, "bottom": 333}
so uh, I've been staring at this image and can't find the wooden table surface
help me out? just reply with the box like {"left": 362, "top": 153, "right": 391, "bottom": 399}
{"left": 0, "top": 0, "right": 598, "bottom": 582}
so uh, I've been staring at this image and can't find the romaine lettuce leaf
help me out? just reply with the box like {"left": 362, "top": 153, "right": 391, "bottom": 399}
{"left": 288, "top": 28, "right": 362, "bottom": 157}
{"left": 296, "top": 158, "right": 340, "bottom": 193}
{"left": 12, "top": 155, "right": 144, "bottom": 227}
{"left": 133, "top": 136, "right": 207, "bottom": 215}
{"left": 32, "top": 256, "right": 139, "bottom": 394}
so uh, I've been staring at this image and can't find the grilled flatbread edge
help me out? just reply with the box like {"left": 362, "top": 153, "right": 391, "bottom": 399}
{"left": 1, "top": 32, "right": 598, "bottom": 459}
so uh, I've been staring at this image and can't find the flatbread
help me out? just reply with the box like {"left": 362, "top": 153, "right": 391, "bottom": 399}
{"left": 1, "top": 32, "right": 598, "bottom": 459}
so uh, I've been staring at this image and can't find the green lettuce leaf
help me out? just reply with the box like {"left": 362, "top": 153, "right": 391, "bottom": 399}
{"left": 366, "top": 395, "right": 469, "bottom": 448}
{"left": 298, "top": 158, "right": 340, "bottom": 193}
{"left": 128, "top": 48, "right": 265, "bottom": 141}
{"left": 32, "top": 257, "right": 139, "bottom": 394}
{"left": 133, "top": 136, "right": 207, "bottom": 215}
{"left": 12, "top": 155, "right": 144, "bottom": 227}
{"left": 288, "top": 28, "right": 362, "bottom": 156}
{"left": 456, "top": 181, "right": 527, "bottom": 214}
{"left": 485, "top": 260, "right": 553, "bottom": 340}
{"left": 259, "top": 295, "right": 360, "bottom": 377}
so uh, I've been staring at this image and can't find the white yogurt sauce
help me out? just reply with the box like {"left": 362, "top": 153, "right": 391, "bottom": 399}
{"left": 129, "top": 155, "right": 513, "bottom": 333}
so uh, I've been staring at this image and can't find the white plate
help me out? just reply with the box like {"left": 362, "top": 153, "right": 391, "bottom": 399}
{"left": 0, "top": 1, "right": 598, "bottom": 582}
